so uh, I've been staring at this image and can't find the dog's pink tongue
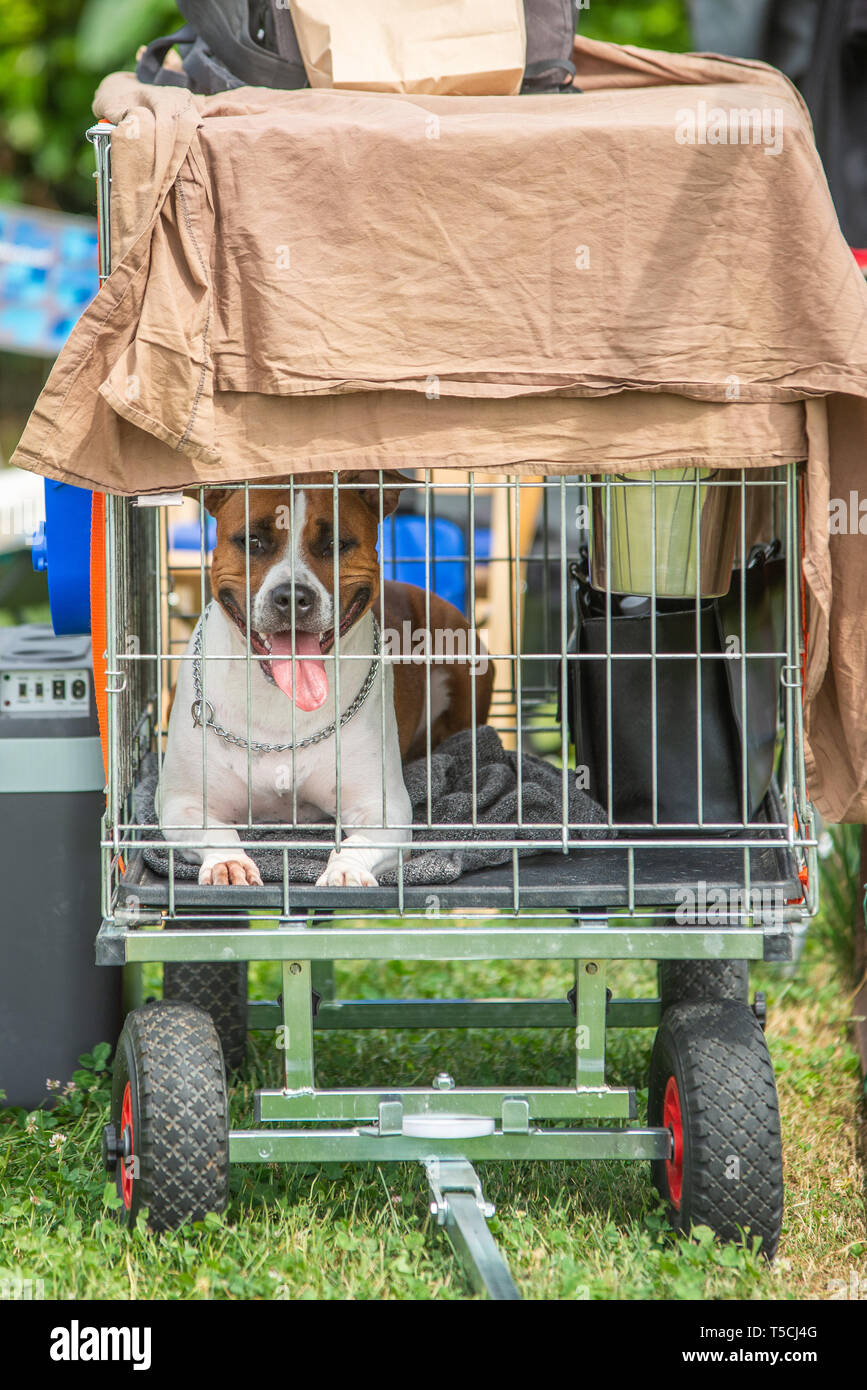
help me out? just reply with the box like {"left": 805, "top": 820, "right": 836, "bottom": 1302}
{"left": 269, "top": 632, "right": 328, "bottom": 711}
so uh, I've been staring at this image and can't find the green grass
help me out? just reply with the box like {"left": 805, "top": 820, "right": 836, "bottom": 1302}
{"left": 1, "top": 889, "right": 865, "bottom": 1300}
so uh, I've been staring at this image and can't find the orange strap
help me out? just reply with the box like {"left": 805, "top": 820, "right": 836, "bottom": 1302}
{"left": 90, "top": 491, "right": 109, "bottom": 783}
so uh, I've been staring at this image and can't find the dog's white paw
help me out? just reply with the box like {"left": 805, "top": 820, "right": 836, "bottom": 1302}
{"left": 199, "top": 853, "right": 263, "bottom": 887}
{"left": 316, "top": 858, "right": 378, "bottom": 888}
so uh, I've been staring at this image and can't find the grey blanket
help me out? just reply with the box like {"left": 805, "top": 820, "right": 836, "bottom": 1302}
{"left": 137, "top": 724, "right": 611, "bottom": 886}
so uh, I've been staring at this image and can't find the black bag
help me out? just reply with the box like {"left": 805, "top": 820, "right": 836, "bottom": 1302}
{"left": 566, "top": 543, "right": 786, "bottom": 832}
{"left": 137, "top": 1, "right": 581, "bottom": 97}
{"left": 137, "top": 1, "right": 308, "bottom": 94}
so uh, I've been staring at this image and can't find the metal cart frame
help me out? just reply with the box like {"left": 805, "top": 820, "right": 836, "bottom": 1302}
{"left": 87, "top": 125, "right": 817, "bottom": 1299}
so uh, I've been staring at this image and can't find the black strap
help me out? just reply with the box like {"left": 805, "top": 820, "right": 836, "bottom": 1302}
{"left": 524, "top": 56, "right": 577, "bottom": 80}
{"left": 135, "top": 26, "right": 197, "bottom": 87}
{"left": 183, "top": 37, "right": 246, "bottom": 94}
{"left": 270, "top": 0, "right": 303, "bottom": 63}
{"left": 522, "top": 56, "right": 580, "bottom": 94}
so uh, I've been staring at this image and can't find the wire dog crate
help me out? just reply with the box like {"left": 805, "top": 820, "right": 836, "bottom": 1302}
{"left": 88, "top": 125, "right": 817, "bottom": 1297}
{"left": 100, "top": 471, "right": 813, "bottom": 915}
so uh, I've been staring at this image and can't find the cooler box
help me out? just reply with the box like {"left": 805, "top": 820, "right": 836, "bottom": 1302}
{"left": 0, "top": 626, "right": 119, "bottom": 1110}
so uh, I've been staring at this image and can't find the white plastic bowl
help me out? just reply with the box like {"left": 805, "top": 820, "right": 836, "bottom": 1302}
{"left": 402, "top": 1114, "right": 496, "bottom": 1139}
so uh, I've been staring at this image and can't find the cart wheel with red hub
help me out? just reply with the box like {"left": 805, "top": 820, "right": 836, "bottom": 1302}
{"left": 103, "top": 1000, "right": 229, "bottom": 1232}
{"left": 648, "top": 1000, "right": 783, "bottom": 1258}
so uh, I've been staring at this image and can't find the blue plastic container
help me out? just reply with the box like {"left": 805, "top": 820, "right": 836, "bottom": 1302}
{"left": 169, "top": 516, "right": 217, "bottom": 551}
{"left": 31, "top": 480, "right": 92, "bottom": 635}
{"left": 379, "top": 515, "right": 469, "bottom": 613}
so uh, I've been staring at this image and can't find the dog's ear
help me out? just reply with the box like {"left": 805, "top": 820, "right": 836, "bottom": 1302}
{"left": 347, "top": 470, "right": 411, "bottom": 520}
{"left": 183, "top": 486, "right": 234, "bottom": 517}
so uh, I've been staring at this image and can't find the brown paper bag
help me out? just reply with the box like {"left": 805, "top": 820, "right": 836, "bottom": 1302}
{"left": 287, "top": 0, "right": 527, "bottom": 95}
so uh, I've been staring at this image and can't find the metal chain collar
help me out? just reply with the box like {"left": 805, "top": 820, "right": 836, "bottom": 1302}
{"left": 190, "top": 606, "right": 381, "bottom": 754}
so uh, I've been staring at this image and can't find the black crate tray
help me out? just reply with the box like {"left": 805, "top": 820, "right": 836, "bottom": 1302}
{"left": 116, "top": 780, "right": 802, "bottom": 917}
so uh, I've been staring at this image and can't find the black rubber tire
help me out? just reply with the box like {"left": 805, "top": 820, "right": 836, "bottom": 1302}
{"left": 658, "top": 959, "right": 749, "bottom": 1009}
{"left": 109, "top": 1001, "right": 229, "bottom": 1232}
{"left": 648, "top": 1000, "right": 783, "bottom": 1258}
{"left": 162, "top": 960, "right": 248, "bottom": 1071}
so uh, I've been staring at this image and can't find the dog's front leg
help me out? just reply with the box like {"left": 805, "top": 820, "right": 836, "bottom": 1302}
{"left": 157, "top": 787, "right": 264, "bottom": 887}
{"left": 195, "top": 827, "right": 264, "bottom": 887}
{"left": 316, "top": 816, "right": 412, "bottom": 888}
{"left": 158, "top": 623, "right": 263, "bottom": 888}
{"left": 315, "top": 777, "right": 413, "bottom": 889}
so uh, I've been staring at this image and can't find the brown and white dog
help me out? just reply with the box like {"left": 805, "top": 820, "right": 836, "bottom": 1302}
{"left": 158, "top": 474, "right": 493, "bottom": 887}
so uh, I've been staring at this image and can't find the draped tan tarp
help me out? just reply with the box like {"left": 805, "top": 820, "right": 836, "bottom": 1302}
{"left": 11, "top": 37, "right": 867, "bottom": 819}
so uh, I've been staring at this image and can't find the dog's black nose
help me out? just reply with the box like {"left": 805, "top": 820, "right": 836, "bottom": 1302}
{"left": 272, "top": 582, "right": 315, "bottom": 618}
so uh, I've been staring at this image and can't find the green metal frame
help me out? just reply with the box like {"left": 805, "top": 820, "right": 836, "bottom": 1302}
{"left": 98, "top": 910, "right": 785, "bottom": 1167}
{"left": 98, "top": 907, "right": 795, "bottom": 1295}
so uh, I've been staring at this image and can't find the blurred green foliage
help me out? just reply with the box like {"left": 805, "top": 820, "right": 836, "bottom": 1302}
{"left": 0, "top": 0, "right": 181, "bottom": 214}
{"left": 0, "top": 1, "right": 690, "bottom": 216}
{"left": 580, "top": 1, "right": 691, "bottom": 52}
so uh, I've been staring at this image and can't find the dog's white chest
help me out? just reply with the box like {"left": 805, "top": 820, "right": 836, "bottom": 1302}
{"left": 223, "top": 740, "right": 339, "bottom": 823}
{"left": 158, "top": 597, "right": 413, "bottom": 888}
{"left": 171, "top": 603, "right": 392, "bottom": 826}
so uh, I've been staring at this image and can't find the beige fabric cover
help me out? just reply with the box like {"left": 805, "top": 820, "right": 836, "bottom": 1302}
{"left": 11, "top": 37, "right": 867, "bottom": 820}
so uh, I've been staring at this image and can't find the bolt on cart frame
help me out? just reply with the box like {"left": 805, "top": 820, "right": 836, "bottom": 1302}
{"left": 88, "top": 125, "right": 817, "bottom": 1298}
